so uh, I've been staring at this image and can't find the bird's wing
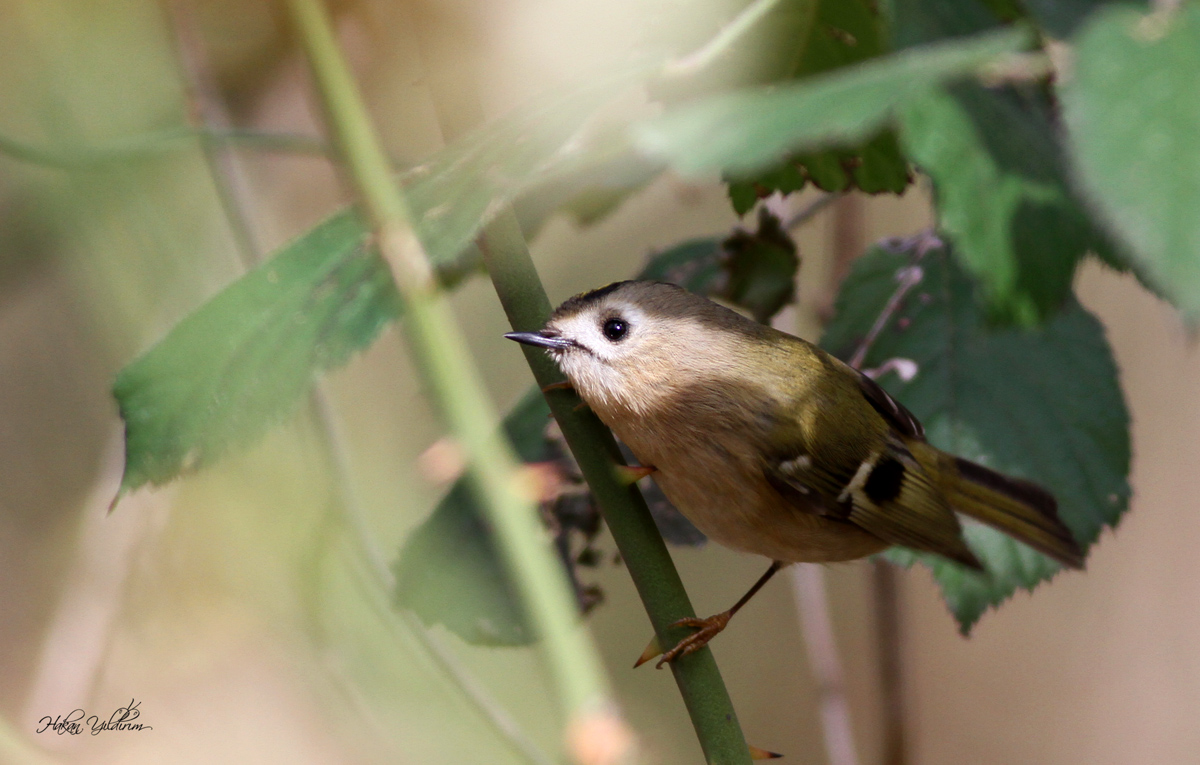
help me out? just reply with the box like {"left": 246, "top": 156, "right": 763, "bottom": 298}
{"left": 764, "top": 365, "right": 981, "bottom": 569}
{"left": 855, "top": 370, "right": 925, "bottom": 440}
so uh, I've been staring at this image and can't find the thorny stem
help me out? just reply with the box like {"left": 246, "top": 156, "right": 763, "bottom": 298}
{"left": 285, "top": 1, "right": 630, "bottom": 762}
{"left": 409, "top": 9, "right": 755, "bottom": 763}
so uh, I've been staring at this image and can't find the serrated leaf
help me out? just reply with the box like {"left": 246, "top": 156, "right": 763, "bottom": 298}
{"left": 632, "top": 26, "right": 1029, "bottom": 176}
{"left": 721, "top": 0, "right": 910, "bottom": 213}
{"left": 1061, "top": 3, "right": 1200, "bottom": 317}
{"left": 898, "top": 84, "right": 1107, "bottom": 324}
{"left": 114, "top": 71, "right": 651, "bottom": 495}
{"left": 821, "top": 242, "right": 1130, "bottom": 632}
{"left": 115, "top": 211, "right": 398, "bottom": 491}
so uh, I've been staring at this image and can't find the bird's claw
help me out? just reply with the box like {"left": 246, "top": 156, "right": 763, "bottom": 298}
{"left": 653, "top": 611, "right": 732, "bottom": 669}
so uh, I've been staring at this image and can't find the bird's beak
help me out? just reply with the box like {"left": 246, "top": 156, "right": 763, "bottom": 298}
{"left": 504, "top": 330, "right": 574, "bottom": 350}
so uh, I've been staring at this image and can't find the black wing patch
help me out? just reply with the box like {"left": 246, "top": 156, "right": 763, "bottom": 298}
{"left": 857, "top": 371, "right": 925, "bottom": 440}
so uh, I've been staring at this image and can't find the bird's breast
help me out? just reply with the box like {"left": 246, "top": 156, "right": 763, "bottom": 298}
{"left": 606, "top": 411, "right": 886, "bottom": 563}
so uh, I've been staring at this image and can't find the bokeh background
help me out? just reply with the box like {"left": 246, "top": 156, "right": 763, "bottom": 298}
{"left": 2, "top": 1, "right": 1198, "bottom": 763}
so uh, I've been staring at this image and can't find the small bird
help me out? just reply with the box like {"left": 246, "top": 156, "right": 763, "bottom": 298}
{"left": 506, "top": 280, "right": 1083, "bottom": 666}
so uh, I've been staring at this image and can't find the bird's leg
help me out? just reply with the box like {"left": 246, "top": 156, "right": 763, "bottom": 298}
{"left": 638, "top": 561, "right": 784, "bottom": 669}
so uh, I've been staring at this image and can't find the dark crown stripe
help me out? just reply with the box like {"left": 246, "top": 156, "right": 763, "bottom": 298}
{"left": 552, "top": 281, "right": 635, "bottom": 319}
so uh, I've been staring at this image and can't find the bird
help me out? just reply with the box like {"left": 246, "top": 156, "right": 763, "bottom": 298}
{"left": 505, "top": 280, "right": 1084, "bottom": 667}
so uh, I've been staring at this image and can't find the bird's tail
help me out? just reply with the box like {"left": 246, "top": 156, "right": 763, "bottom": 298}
{"left": 942, "top": 454, "right": 1084, "bottom": 569}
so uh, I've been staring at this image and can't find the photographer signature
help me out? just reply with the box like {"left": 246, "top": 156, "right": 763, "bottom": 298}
{"left": 36, "top": 698, "right": 152, "bottom": 736}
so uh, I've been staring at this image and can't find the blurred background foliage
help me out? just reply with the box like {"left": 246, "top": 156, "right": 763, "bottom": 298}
{"left": 4, "top": 0, "right": 1200, "bottom": 763}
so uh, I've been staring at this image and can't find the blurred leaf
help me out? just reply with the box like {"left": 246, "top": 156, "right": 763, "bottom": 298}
{"left": 721, "top": 208, "right": 800, "bottom": 322}
{"left": 898, "top": 84, "right": 1108, "bottom": 324}
{"left": 648, "top": 0, "right": 820, "bottom": 104}
{"left": 115, "top": 71, "right": 650, "bottom": 494}
{"left": 821, "top": 241, "right": 1130, "bottom": 632}
{"left": 1061, "top": 3, "right": 1200, "bottom": 316}
{"left": 892, "top": 0, "right": 1007, "bottom": 49}
{"left": 632, "top": 26, "right": 1029, "bottom": 176}
{"left": 799, "top": 0, "right": 887, "bottom": 76}
{"left": 393, "top": 388, "right": 551, "bottom": 646}
{"left": 638, "top": 237, "right": 726, "bottom": 294}
{"left": 513, "top": 138, "right": 664, "bottom": 236}
{"left": 1022, "top": 0, "right": 1147, "bottom": 38}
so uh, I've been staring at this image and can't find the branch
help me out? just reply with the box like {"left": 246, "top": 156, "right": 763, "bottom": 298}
{"left": 789, "top": 565, "right": 860, "bottom": 765}
{"left": 0, "top": 127, "right": 330, "bottom": 169}
{"left": 284, "top": 2, "right": 632, "bottom": 762}
{"left": 403, "top": 12, "right": 754, "bottom": 762}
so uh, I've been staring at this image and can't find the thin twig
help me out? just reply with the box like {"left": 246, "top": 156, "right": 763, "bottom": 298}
{"left": 848, "top": 264, "right": 924, "bottom": 369}
{"left": 873, "top": 561, "right": 907, "bottom": 765}
{"left": 844, "top": 229, "right": 942, "bottom": 765}
{"left": 785, "top": 191, "right": 841, "bottom": 232}
{"left": 164, "top": 0, "right": 263, "bottom": 263}
{"left": 285, "top": 3, "right": 632, "bottom": 762}
{"left": 20, "top": 432, "right": 170, "bottom": 749}
{"left": 0, "top": 126, "right": 330, "bottom": 169}
{"left": 789, "top": 565, "right": 860, "bottom": 765}
{"left": 0, "top": 714, "right": 59, "bottom": 765}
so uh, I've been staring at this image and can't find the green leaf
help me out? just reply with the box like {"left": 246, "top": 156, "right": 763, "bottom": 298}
{"left": 115, "top": 211, "right": 398, "bottom": 491}
{"left": 798, "top": 0, "right": 888, "bottom": 76}
{"left": 892, "top": 0, "right": 1007, "bottom": 49}
{"left": 1061, "top": 3, "right": 1200, "bottom": 316}
{"left": 114, "top": 71, "right": 649, "bottom": 495}
{"left": 821, "top": 241, "right": 1130, "bottom": 632}
{"left": 1023, "top": 0, "right": 1147, "bottom": 39}
{"left": 719, "top": 0, "right": 911, "bottom": 213}
{"left": 632, "top": 26, "right": 1029, "bottom": 176}
{"left": 725, "top": 130, "right": 911, "bottom": 214}
{"left": 898, "top": 84, "right": 1107, "bottom": 324}
{"left": 638, "top": 237, "right": 727, "bottom": 294}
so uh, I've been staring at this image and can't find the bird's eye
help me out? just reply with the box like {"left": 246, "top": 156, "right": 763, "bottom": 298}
{"left": 602, "top": 317, "right": 629, "bottom": 342}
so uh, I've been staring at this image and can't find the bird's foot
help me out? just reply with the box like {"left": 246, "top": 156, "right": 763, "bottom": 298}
{"left": 634, "top": 611, "right": 733, "bottom": 669}
{"left": 541, "top": 380, "right": 574, "bottom": 395}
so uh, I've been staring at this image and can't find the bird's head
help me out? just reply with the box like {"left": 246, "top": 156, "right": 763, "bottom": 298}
{"left": 506, "top": 281, "right": 767, "bottom": 417}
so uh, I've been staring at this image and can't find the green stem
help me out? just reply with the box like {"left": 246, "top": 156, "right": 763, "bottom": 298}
{"left": 478, "top": 211, "right": 753, "bottom": 765}
{"left": 284, "top": 0, "right": 629, "bottom": 759}
{"left": 0, "top": 126, "right": 331, "bottom": 169}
